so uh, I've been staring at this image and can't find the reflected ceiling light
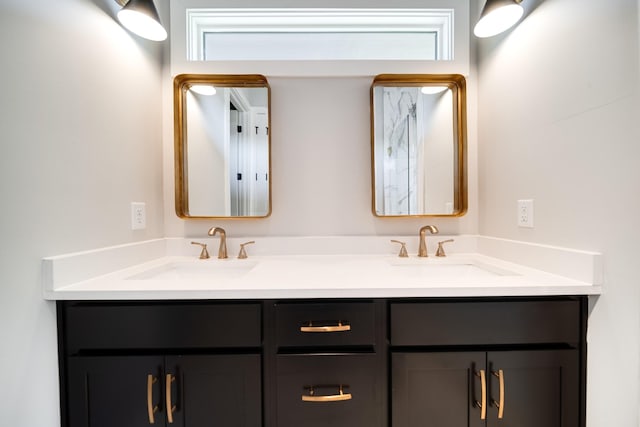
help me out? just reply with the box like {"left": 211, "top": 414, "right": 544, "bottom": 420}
{"left": 421, "top": 86, "right": 448, "bottom": 95}
{"left": 115, "top": 0, "right": 167, "bottom": 41}
{"left": 189, "top": 85, "right": 217, "bottom": 96}
{"left": 474, "top": 0, "right": 524, "bottom": 38}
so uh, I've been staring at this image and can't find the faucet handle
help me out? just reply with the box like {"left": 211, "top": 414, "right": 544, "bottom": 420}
{"left": 435, "top": 239, "right": 454, "bottom": 257}
{"left": 238, "top": 241, "right": 256, "bottom": 259}
{"left": 391, "top": 240, "right": 409, "bottom": 258}
{"left": 190, "top": 241, "right": 210, "bottom": 259}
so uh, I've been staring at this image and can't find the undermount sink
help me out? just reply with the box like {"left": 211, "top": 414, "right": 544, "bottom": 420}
{"left": 123, "top": 255, "right": 517, "bottom": 286}
{"left": 387, "top": 258, "right": 516, "bottom": 277}
{"left": 126, "top": 260, "right": 258, "bottom": 281}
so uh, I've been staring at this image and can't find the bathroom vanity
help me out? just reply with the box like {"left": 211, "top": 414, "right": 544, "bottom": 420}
{"left": 45, "top": 236, "right": 600, "bottom": 427}
{"left": 57, "top": 297, "right": 585, "bottom": 427}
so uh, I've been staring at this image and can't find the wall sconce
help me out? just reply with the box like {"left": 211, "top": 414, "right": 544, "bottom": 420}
{"left": 115, "top": 0, "right": 167, "bottom": 41}
{"left": 474, "top": 0, "right": 524, "bottom": 38}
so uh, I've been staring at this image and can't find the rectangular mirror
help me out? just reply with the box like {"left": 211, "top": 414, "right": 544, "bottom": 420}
{"left": 371, "top": 74, "right": 467, "bottom": 217}
{"left": 174, "top": 74, "right": 271, "bottom": 218}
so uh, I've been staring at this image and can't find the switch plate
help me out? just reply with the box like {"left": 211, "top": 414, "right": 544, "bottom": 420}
{"left": 517, "top": 199, "right": 534, "bottom": 228}
{"left": 131, "top": 202, "right": 146, "bottom": 230}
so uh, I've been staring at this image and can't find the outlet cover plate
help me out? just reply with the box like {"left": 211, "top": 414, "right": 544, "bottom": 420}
{"left": 517, "top": 199, "right": 534, "bottom": 228}
{"left": 131, "top": 202, "right": 146, "bottom": 230}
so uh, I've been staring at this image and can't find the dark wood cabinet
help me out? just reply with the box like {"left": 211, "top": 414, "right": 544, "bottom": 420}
{"left": 59, "top": 302, "right": 262, "bottom": 427}
{"left": 167, "top": 355, "right": 262, "bottom": 427}
{"left": 389, "top": 300, "right": 581, "bottom": 346}
{"left": 67, "top": 355, "right": 261, "bottom": 427}
{"left": 270, "top": 301, "right": 386, "bottom": 427}
{"left": 275, "top": 353, "right": 383, "bottom": 427}
{"left": 392, "top": 352, "right": 485, "bottom": 427}
{"left": 57, "top": 297, "right": 586, "bottom": 427}
{"left": 392, "top": 350, "right": 579, "bottom": 427}
{"left": 67, "top": 356, "right": 164, "bottom": 427}
{"left": 485, "top": 350, "right": 579, "bottom": 427}
{"left": 274, "top": 301, "right": 378, "bottom": 348}
{"left": 390, "top": 298, "right": 585, "bottom": 427}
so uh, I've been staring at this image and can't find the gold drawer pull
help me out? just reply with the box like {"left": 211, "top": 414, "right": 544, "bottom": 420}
{"left": 474, "top": 370, "right": 486, "bottom": 420}
{"left": 146, "top": 375, "right": 159, "bottom": 424}
{"left": 492, "top": 369, "right": 505, "bottom": 419}
{"left": 166, "top": 374, "right": 176, "bottom": 424}
{"left": 300, "top": 321, "right": 351, "bottom": 333}
{"left": 302, "top": 385, "right": 352, "bottom": 402}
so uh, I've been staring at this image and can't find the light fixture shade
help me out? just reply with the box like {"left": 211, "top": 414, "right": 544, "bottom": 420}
{"left": 421, "top": 86, "right": 449, "bottom": 95}
{"left": 189, "top": 85, "right": 217, "bottom": 96}
{"left": 117, "top": 0, "right": 167, "bottom": 41}
{"left": 474, "top": 0, "right": 524, "bottom": 38}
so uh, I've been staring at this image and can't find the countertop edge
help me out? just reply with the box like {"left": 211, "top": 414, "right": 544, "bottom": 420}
{"left": 42, "top": 236, "right": 603, "bottom": 300}
{"left": 44, "top": 284, "right": 602, "bottom": 301}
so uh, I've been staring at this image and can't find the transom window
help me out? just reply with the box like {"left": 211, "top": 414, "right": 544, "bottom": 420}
{"left": 186, "top": 9, "right": 454, "bottom": 62}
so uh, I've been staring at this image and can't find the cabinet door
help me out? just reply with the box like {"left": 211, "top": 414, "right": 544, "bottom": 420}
{"left": 165, "top": 355, "right": 262, "bottom": 427}
{"left": 487, "top": 350, "right": 579, "bottom": 427}
{"left": 392, "top": 352, "right": 486, "bottom": 427}
{"left": 67, "top": 356, "right": 165, "bottom": 427}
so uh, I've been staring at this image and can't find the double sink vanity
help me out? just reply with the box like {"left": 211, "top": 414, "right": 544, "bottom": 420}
{"left": 46, "top": 233, "right": 601, "bottom": 427}
{"left": 45, "top": 70, "right": 601, "bottom": 427}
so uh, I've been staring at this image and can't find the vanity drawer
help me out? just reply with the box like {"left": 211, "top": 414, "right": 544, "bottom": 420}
{"left": 274, "top": 302, "right": 377, "bottom": 348}
{"left": 63, "top": 301, "right": 261, "bottom": 353}
{"left": 276, "top": 353, "right": 383, "bottom": 427}
{"left": 390, "top": 299, "right": 581, "bottom": 346}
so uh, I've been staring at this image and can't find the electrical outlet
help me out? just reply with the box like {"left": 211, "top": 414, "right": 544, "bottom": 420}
{"left": 131, "top": 202, "right": 146, "bottom": 230}
{"left": 517, "top": 199, "right": 534, "bottom": 228}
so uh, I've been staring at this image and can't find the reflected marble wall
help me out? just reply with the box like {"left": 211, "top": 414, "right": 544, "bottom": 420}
{"left": 379, "top": 86, "right": 421, "bottom": 215}
{"left": 374, "top": 85, "right": 455, "bottom": 216}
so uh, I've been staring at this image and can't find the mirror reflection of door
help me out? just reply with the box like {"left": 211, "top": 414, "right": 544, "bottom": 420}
{"left": 185, "top": 88, "right": 228, "bottom": 216}
{"left": 185, "top": 85, "right": 269, "bottom": 217}
{"left": 228, "top": 89, "right": 269, "bottom": 216}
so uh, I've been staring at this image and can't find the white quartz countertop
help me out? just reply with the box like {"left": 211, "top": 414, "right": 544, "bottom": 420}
{"left": 42, "top": 236, "right": 603, "bottom": 300}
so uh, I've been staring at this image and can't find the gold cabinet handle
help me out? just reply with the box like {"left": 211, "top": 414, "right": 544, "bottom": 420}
{"left": 300, "top": 321, "right": 351, "bottom": 333}
{"left": 146, "top": 375, "right": 159, "bottom": 424}
{"left": 165, "top": 374, "right": 176, "bottom": 424}
{"left": 302, "top": 385, "right": 352, "bottom": 402}
{"left": 492, "top": 369, "right": 505, "bottom": 419}
{"left": 474, "top": 370, "right": 486, "bottom": 420}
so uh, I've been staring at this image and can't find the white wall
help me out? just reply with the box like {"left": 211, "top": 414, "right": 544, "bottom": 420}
{"left": 476, "top": 0, "right": 640, "bottom": 425}
{"left": 0, "top": 0, "right": 165, "bottom": 425}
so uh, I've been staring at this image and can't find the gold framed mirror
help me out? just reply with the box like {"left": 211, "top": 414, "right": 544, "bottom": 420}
{"left": 370, "top": 74, "right": 467, "bottom": 217}
{"left": 174, "top": 74, "right": 271, "bottom": 218}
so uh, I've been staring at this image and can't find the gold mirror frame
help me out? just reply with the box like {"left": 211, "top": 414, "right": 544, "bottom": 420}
{"left": 174, "top": 74, "right": 272, "bottom": 219}
{"left": 370, "top": 74, "right": 467, "bottom": 217}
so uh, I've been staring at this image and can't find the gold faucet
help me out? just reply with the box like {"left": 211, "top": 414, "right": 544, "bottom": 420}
{"left": 207, "top": 227, "right": 228, "bottom": 259}
{"left": 418, "top": 225, "right": 439, "bottom": 257}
